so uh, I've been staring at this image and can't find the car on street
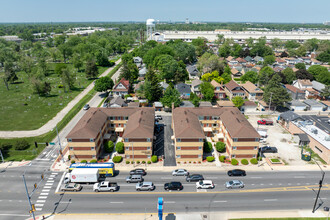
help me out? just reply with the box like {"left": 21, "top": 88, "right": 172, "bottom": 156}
{"left": 155, "top": 115, "right": 163, "bottom": 120}
{"left": 93, "top": 181, "right": 118, "bottom": 192}
{"left": 186, "top": 174, "right": 204, "bottom": 182}
{"left": 83, "top": 104, "right": 90, "bottom": 110}
{"left": 164, "top": 182, "right": 183, "bottom": 191}
{"left": 257, "top": 119, "right": 273, "bottom": 125}
{"left": 260, "top": 146, "right": 278, "bottom": 153}
{"left": 172, "top": 169, "right": 189, "bottom": 176}
{"left": 227, "top": 169, "right": 246, "bottom": 176}
{"left": 225, "top": 180, "right": 244, "bottom": 189}
{"left": 136, "top": 182, "right": 155, "bottom": 191}
{"left": 129, "top": 168, "right": 147, "bottom": 176}
{"left": 60, "top": 183, "right": 82, "bottom": 192}
{"left": 126, "top": 175, "right": 143, "bottom": 183}
{"left": 196, "top": 180, "right": 215, "bottom": 189}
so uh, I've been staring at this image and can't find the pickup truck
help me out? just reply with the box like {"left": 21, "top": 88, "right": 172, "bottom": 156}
{"left": 93, "top": 181, "right": 118, "bottom": 192}
{"left": 257, "top": 119, "right": 274, "bottom": 125}
{"left": 260, "top": 146, "right": 278, "bottom": 153}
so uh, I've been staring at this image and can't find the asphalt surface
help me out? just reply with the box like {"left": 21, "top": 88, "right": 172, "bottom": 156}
{"left": 163, "top": 115, "right": 176, "bottom": 166}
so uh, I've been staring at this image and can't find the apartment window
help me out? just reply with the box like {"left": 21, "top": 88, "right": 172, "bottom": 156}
{"left": 233, "top": 147, "right": 237, "bottom": 150}
{"left": 147, "top": 155, "right": 151, "bottom": 158}
{"left": 126, "top": 155, "right": 130, "bottom": 159}
{"left": 255, "top": 138, "right": 259, "bottom": 142}
{"left": 198, "top": 116, "right": 204, "bottom": 120}
{"left": 124, "top": 117, "right": 128, "bottom": 120}
{"left": 199, "top": 138, "right": 203, "bottom": 142}
{"left": 233, "top": 138, "right": 238, "bottom": 142}
{"left": 213, "top": 123, "right": 217, "bottom": 127}
{"left": 126, "top": 147, "right": 129, "bottom": 150}
{"left": 176, "top": 155, "right": 181, "bottom": 158}
{"left": 253, "top": 155, "right": 256, "bottom": 158}
{"left": 91, "top": 147, "right": 95, "bottom": 150}
{"left": 147, "top": 138, "right": 151, "bottom": 142}
{"left": 177, "top": 138, "right": 181, "bottom": 142}
{"left": 69, "top": 147, "right": 73, "bottom": 150}
{"left": 68, "top": 138, "right": 72, "bottom": 142}
{"left": 110, "top": 124, "right": 114, "bottom": 127}
{"left": 92, "top": 155, "right": 96, "bottom": 158}
{"left": 124, "top": 138, "right": 129, "bottom": 142}
{"left": 147, "top": 147, "right": 151, "bottom": 150}
{"left": 232, "top": 155, "right": 236, "bottom": 158}
{"left": 254, "top": 146, "right": 258, "bottom": 150}
{"left": 198, "top": 146, "right": 202, "bottom": 150}
{"left": 212, "top": 116, "right": 219, "bottom": 120}
{"left": 177, "top": 147, "right": 181, "bottom": 150}
{"left": 198, "top": 155, "right": 202, "bottom": 158}
{"left": 90, "top": 138, "right": 94, "bottom": 142}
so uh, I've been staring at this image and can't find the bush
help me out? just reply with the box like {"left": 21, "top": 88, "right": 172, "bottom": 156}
{"left": 126, "top": 161, "right": 130, "bottom": 164}
{"left": 203, "top": 141, "right": 213, "bottom": 153}
{"left": 71, "top": 160, "right": 75, "bottom": 164}
{"left": 90, "top": 159, "right": 97, "bottom": 163}
{"left": 115, "top": 142, "right": 125, "bottom": 154}
{"left": 142, "top": 161, "right": 146, "bottom": 164}
{"left": 112, "top": 156, "right": 123, "bottom": 163}
{"left": 241, "top": 159, "right": 249, "bottom": 165}
{"left": 15, "top": 139, "right": 30, "bottom": 151}
{"left": 0, "top": 143, "right": 12, "bottom": 153}
{"left": 131, "top": 161, "right": 134, "bottom": 164}
{"left": 68, "top": 155, "right": 71, "bottom": 160}
{"left": 58, "top": 84, "right": 64, "bottom": 88}
{"left": 215, "top": 142, "right": 226, "bottom": 153}
{"left": 151, "top": 155, "right": 158, "bottom": 163}
{"left": 147, "top": 161, "right": 151, "bottom": 164}
{"left": 219, "top": 155, "right": 226, "bottom": 162}
{"left": 231, "top": 158, "right": 238, "bottom": 165}
{"left": 105, "top": 141, "right": 114, "bottom": 153}
{"left": 206, "top": 156, "right": 215, "bottom": 162}
{"left": 137, "top": 160, "right": 140, "bottom": 164}
{"left": 250, "top": 158, "right": 258, "bottom": 164}
{"left": 81, "top": 160, "right": 87, "bottom": 163}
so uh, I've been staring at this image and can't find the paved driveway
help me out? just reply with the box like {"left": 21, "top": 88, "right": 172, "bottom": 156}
{"left": 163, "top": 115, "right": 176, "bottom": 166}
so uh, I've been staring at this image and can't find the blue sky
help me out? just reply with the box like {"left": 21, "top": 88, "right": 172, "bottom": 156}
{"left": 0, "top": 0, "right": 329, "bottom": 23}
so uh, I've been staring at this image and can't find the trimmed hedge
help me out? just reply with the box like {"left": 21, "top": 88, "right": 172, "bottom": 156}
{"left": 137, "top": 160, "right": 140, "bottom": 164}
{"left": 219, "top": 155, "right": 226, "bottom": 162}
{"left": 81, "top": 160, "right": 87, "bottom": 163}
{"left": 71, "top": 160, "right": 75, "bottom": 164}
{"left": 206, "top": 156, "right": 215, "bottom": 162}
{"left": 151, "top": 155, "right": 158, "bottom": 163}
{"left": 231, "top": 158, "right": 238, "bottom": 165}
{"left": 250, "top": 158, "right": 258, "bottom": 164}
{"left": 90, "top": 159, "right": 97, "bottom": 163}
{"left": 241, "top": 159, "right": 249, "bottom": 165}
{"left": 215, "top": 141, "right": 226, "bottom": 153}
{"left": 112, "top": 156, "right": 122, "bottom": 163}
{"left": 142, "top": 161, "right": 146, "bottom": 164}
{"left": 126, "top": 161, "right": 130, "bottom": 164}
{"left": 147, "top": 161, "right": 151, "bottom": 164}
{"left": 105, "top": 141, "right": 114, "bottom": 153}
{"left": 115, "top": 142, "right": 124, "bottom": 154}
{"left": 203, "top": 141, "right": 213, "bottom": 153}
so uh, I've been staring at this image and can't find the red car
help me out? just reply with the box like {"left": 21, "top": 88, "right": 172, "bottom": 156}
{"left": 257, "top": 119, "right": 273, "bottom": 125}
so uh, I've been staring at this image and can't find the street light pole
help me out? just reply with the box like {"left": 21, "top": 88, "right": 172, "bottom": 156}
{"left": 22, "top": 174, "right": 35, "bottom": 220}
{"left": 312, "top": 160, "right": 326, "bottom": 213}
{"left": 55, "top": 125, "right": 64, "bottom": 162}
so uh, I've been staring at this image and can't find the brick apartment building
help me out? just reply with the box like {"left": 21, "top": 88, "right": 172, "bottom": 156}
{"left": 172, "top": 107, "right": 260, "bottom": 162}
{"left": 66, "top": 107, "right": 154, "bottom": 162}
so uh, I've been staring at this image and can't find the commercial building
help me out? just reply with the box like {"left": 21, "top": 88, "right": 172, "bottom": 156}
{"left": 172, "top": 107, "right": 260, "bottom": 162}
{"left": 66, "top": 107, "right": 154, "bottom": 162}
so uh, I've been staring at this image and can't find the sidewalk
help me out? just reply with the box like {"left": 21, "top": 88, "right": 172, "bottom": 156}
{"left": 0, "top": 59, "right": 121, "bottom": 139}
{"left": 31, "top": 209, "right": 329, "bottom": 220}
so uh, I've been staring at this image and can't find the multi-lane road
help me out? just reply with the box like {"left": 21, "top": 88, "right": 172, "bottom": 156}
{"left": 1, "top": 168, "right": 329, "bottom": 219}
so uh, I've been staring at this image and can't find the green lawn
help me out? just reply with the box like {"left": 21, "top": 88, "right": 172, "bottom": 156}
{"left": 0, "top": 64, "right": 107, "bottom": 131}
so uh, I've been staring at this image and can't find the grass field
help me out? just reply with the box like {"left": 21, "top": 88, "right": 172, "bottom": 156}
{"left": 0, "top": 63, "right": 107, "bottom": 131}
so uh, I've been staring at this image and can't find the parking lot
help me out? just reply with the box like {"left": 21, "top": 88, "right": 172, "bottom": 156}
{"left": 246, "top": 115, "right": 308, "bottom": 166}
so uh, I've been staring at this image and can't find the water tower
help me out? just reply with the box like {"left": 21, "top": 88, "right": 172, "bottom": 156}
{"left": 146, "top": 18, "right": 156, "bottom": 41}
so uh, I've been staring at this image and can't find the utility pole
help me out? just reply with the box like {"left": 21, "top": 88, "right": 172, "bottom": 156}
{"left": 0, "top": 149, "right": 4, "bottom": 163}
{"left": 23, "top": 174, "right": 35, "bottom": 220}
{"left": 312, "top": 160, "right": 325, "bottom": 213}
{"left": 131, "top": 143, "right": 134, "bottom": 167}
{"left": 268, "top": 92, "right": 273, "bottom": 115}
{"left": 55, "top": 125, "right": 64, "bottom": 162}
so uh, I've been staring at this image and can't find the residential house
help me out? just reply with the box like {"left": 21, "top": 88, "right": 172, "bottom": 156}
{"left": 154, "top": 102, "right": 163, "bottom": 111}
{"left": 258, "top": 100, "right": 275, "bottom": 111}
{"left": 284, "top": 84, "right": 305, "bottom": 100}
{"left": 293, "top": 79, "right": 313, "bottom": 91}
{"left": 172, "top": 107, "right": 260, "bottom": 162}
{"left": 127, "top": 102, "right": 140, "bottom": 108}
{"left": 285, "top": 57, "right": 300, "bottom": 65}
{"left": 254, "top": 56, "right": 264, "bottom": 63}
{"left": 138, "top": 65, "right": 147, "bottom": 79}
{"left": 286, "top": 100, "right": 307, "bottom": 111}
{"left": 159, "top": 81, "right": 169, "bottom": 93}
{"left": 303, "top": 100, "right": 324, "bottom": 111}
{"left": 180, "top": 101, "right": 195, "bottom": 108}
{"left": 241, "top": 101, "right": 257, "bottom": 113}
{"left": 241, "top": 81, "right": 263, "bottom": 101}
{"left": 307, "top": 81, "right": 326, "bottom": 99}
{"left": 217, "top": 100, "right": 235, "bottom": 107}
{"left": 133, "top": 57, "right": 143, "bottom": 68}
{"left": 66, "top": 108, "right": 155, "bottom": 162}
{"left": 113, "top": 78, "right": 130, "bottom": 97}
{"left": 236, "top": 57, "right": 247, "bottom": 66}
{"left": 276, "top": 58, "right": 286, "bottom": 66}
{"left": 231, "top": 68, "right": 243, "bottom": 78}
{"left": 211, "top": 80, "right": 226, "bottom": 100}
{"left": 191, "top": 79, "right": 203, "bottom": 96}
{"left": 175, "top": 83, "right": 191, "bottom": 99}
{"left": 224, "top": 80, "right": 246, "bottom": 100}
{"left": 244, "top": 56, "right": 254, "bottom": 63}
{"left": 186, "top": 65, "right": 200, "bottom": 79}
{"left": 301, "top": 57, "right": 312, "bottom": 65}
{"left": 199, "top": 101, "right": 213, "bottom": 107}
{"left": 311, "top": 58, "right": 322, "bottom": 65}
{"left": 109, "top": 96, "right": 127, "bottom": 108}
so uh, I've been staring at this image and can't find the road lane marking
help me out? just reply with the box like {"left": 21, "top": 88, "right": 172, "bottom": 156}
{"left": 36, "top": 200, "right": 46, "bottom": 203}
{"left": 47, "top": 180, "right": 55, "bottom": 183}
{"left": 48, "top": 177, "right": 54, "bottom": 180}
{"left": 110, "top": 202, "right": 123, "bottom": 204}
{"left": 59, "top": 201, "right": 72, "bottom": 204}
{"left": 50, "top": 175, "right": 56, "bottom": 178}
{"left": 38, "top": 196, "right": 47, "bottom": 199}
{"left": 40, "top": 193, "right": 49, "bottom": 196}
{"left": 0, "top": 214, "right": 30, "bottom": 217}
{"left": 164, "top": 201, "right": 175, "bottom": 203}
{"left": 44, "top": 186, "right": 52, "bottom": 188}
{"left": 264, "top": 199, "right": 278, "bottom": 202}
{"left": 214, "top": 201, "right": 227, "bottom": 203}
{"left": 51, "top": 173, "right": 58, "bottom": 175}
{"left": 46, "top": 183, "right": 53, "bottom": 186}
{"left": 35, "top": 204, "right": 44, "bottom": 207}
{"left": 250, "top": 177, "right": 262, "bottom": 179}
{"left": 294, "top": 176, "right": 306, "bottom": 178}
{"left": 161, "top": 177, "right": 173, "bottom": 179}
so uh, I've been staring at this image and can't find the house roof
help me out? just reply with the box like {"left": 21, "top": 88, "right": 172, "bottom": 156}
{"left": 127, "top": 102, "right": 140, "bottom": 107}
{"left": 303, "top": 99, "right": 323, "bottom": 107}
{"left": 175, "top": 83, "right": 191, "bottom": 95}
{"left": 298, "top": 133, "right": 310, "bottom": 142}
{"left": 312, "top": 81, "right": 325, "bottom": 92}
{"left": 210, "top": 80, "right": 221, "bottom": 88}
{"left": 191, "top": 79, "right": 202, "bottom": 88}
{"left": 321, "top": 100, "right": 330, "bottom": 107}
{"left": 159, "top": 81, "right": 169, "bottom": 90}
{"left": 186, "top": 65, "right": 199, "bottom": 75}
{"left": 113, "top": 78, "right": 130, "bottom": 91}
{"left": 180, "top": 101, "right": 195, "bottom": 107}
{"left": 199, "top": 101, "right": 213, "bottom": 107}
{"left": 285, "top": 84, "right": 305, "bottom": 94}
{"left": 243, "top": 101, "right": 257, "bottom": 107}
{"left": 279, "top": 111, "right": 301, "bottom": 122}
{"left": 217, "top": 100, "right": 235, "bottom": 107}
{"left": 226, "top": 56, "right": 235, "bottom": 62}
{"left": 109, "top": 96, "right": 127, "bottom": 107}
{"left": 276, "top": 58, "right": 286, "bottom": 63}
{"left": 154, "top": 102, "right": 163, "bottom": 108}
{"left": 241, "top": 81, "right": 263, "bottom": 94}
{"left": 236, "top": 57, "right": 247, "bottom": 63}
{"left": 225, "top": 80, "right": 241, "bottom": 91}
{"left": 298, "top": 79, "right": 312, "bottom": 86}
{"left": 244, "top": 56, "right": 253, "bottom": 62}
{"left": 289, "top": 100, "right": 306, "bottom": 107}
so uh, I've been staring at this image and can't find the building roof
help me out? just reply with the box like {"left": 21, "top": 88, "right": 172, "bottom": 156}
{"left": 321, "top": 100, "right": 330, "bottom": 107}
{"left": 210, "top": 80, "right": 221, "bottom": 88}
{"left": 191, "top": 79, "right": 202, "bottom": 88}
{"left": 109, "top": 96, "right": 127, "bottom": 107}
{"left": 241, "top": 81, "right": 263, "bottom": 94}
{"left": 243, "top": 101, "right": 257, "bottom": 107}
{"left": 244, "top": 56, "right": 253, "bottom": 62}
{"left": 199, "top": 101, "right": 213, "bottom": 107}
{"left": 113, "top": 78, "right": 130, "bottom": 91}
{"left": 312, "top": 81, "right": 326, "bottom": 92}
{"left": 224, "top": 80, "right": 241, "bottom": 91}
{"left": 303, "top": 99, "right": 323, "bottom": 107}
{"left": 154, "top": 102, "right": 163, "bottom": 108}
{"left": 186, "top": 65, "right": 199, "bottom": 76}
{"left": 298, "top": 79, "right": 312, "bottom": 86}
{"left": 180, "top": 101, "right": 195, "bottom": 108}
{"left": 289, "top": 100, "right": 306, "bottom": 107}
{"left": 298, "top": 133, "right": 310, "bottom": 142}
{"left": 159, "top": 81, "right": 169, "bottom": 90}
{"left": 217, "top": 100, "right": 235, "bottom": 107}
{"left": 279, "top": 111, "right": 301, "bottom": 122}
{"left": 175, "top": 83, "right": 191, "bottom": 95}
{"left": 236, "top": 57, "right": 247, "bottom": 63}
{"left": 285, "top": 84, "right": 305, "bottom": 94}
{"left": 127, "top": 102, "right": 140, "bottom": 107}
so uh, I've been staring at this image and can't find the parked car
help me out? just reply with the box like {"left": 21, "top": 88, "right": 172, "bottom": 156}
{"left": 172, "top": 169, "right": 189, "bottom": 176}
{"left": 227, "top": 169, "right": 246, "bottom": 177}
{"left": 196, "top": 180, "right": 215, "bottom": 189}
{"left": 257, "top": 119, "right": 273, "bottom": 125}
{"left": 155, "top": 115, "right": 163, "bottom": 120}
{"left": 164, "top": 182, "right": 183, "bottom": 191}
{"left": 93, "top": 181, "right": 118, "bottom": 192}
{"left": 102, "top": 102, "right": 108, "bottom": 108}
{"left": 259, "top": 138, "right": 267, "bottom": 143}
{"left": 60, "top": 183, "right": 82, "bottom": 192}
{"left": 136, "top": 182, "right": 155, "bottom": 191}
{"left": 225, "top": 180, "right": 244, "bottom": 189}
{"left": 126, "top": 175, "right": 143, "bottom": 183}
{"left": 260, "top": 146, "right": 278, "bottom": 153}
{"left": 83, "top": 104, "right": 90, "bottom": 110}
{"left": 129, "top": 169, "right": 147, "bottom": 176}
{"left": 186, "top": 174, "right": 204, "bottom": 182}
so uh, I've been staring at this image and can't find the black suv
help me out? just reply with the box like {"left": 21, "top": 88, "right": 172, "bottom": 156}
{"left": 129, "top": 169, "right": 147, "bottom": 176}
{"left": 164, "top": 182, "right": 183, "bottom": 191}
{"left": 186, "top": 174, "right": 204, "bottom": 182}
{"left": 260, "top": 146, "right": 278, "bottom": 153}
{"left": 227, "top": 169, "right": 246, "bottom": 176}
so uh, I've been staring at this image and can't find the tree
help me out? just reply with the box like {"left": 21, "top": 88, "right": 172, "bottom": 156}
{"left": 192, "top": 37, "right": 208, "bottom": 56}
{"left": 320, "top": 85, "right": 330, "bottom": 99}
{"left": 285, "top": 40, "right": 300, "bottom": 49}
{"left": 232, "top": 96, "right": 244, "bottom": 109}
{"left": 96, "top": 50, "right": 110, "bottom": 67}
{"left": 308, "top": 65, "right": 330, "bottom": 85}
{"left": 231, "top": 43, "right": 242, "bottom": 58}
{"left": 295, "top": 63, "right": 306, "bottom": 70}
{"left": 215, "top": 34, "right": 225, "bottom": 46}
{"left": 143, "top": 70, "right": 163, "bottom": 102}
{"left": 18, "top": 30, "right": 34, "bottom": 41}
{"left": 174, "top": 60, "right": 189, "bottom": 83}
{"left": 120, "top": 60, "right": 138, "bottom": 84}
{"left": 200, "top": 82, "right": 214, "bottom": 101}
{"left": 295, "top": 69, "right": 313, "bottom": 80}
{"left": 218, "top": 42, "right": 231, "bottom": 57}
{"left": 19, "top": 55, "right": 34, "bottom": 76}
{"left": 85, "top": 59, "right": 99, "bottom": 78}
{"left": 271, "top": 38, "right": 283, "bottom": 49}
{"left": 115, "top": 142, "right": 124, "bottom": 154}
{"left": 4, "top": 61, "right": 18, "bottom": 83}
{"left": 259, "top": 66, "right": 274, "bottom": 86}
{"left": 31, "top": 78, "right": 51, "bottom": 96}
{"left": 58, "top": 43, "right": 73, "bottom": 63}
{"left": 263, "top": 55, "right": 276, "bottom": 66}
{"left": 281, "top": 68, "right": 296, "bottom": 84}
{"left": 94, "top": 76, "right": 114, "bottom": 93}
{"left": 105, "top": 141, "right": 114, "bottom": 153}
{"left": 240, "top": 71, "right": 258, "bottom": 84}
{"left": 154, "top": 54, "right": 178, "bottom": 81}
{"left": 54, "top": 35, "right": 66, "bottom": 47}
{"left": 304, "top": 38, "right": 319, "bottom": 52}
{"left": 198, "top": 52, "right": 224, "bottom": 74}
{"left": 203, "top": 141, "right": 212, "bottom": 153}
{"left": 201, "top": 70, "right": 224, "bottom": 83}
{"left": 215, "top": 141, "right": 226, "bottom": 153}
{"left": 160, "top": 86, "right": 181, "bottom": 108}
{"left": 317, "top": 49, "right": 330, "bottom": 63}
{"left": 189, "top": 92, "right": 200, "bottom": 107}
{"left": 72, "top": 53, "right": 83, "bottom": 71}
{"left": 167, "top": 40, "right": 196, "bottom": 63}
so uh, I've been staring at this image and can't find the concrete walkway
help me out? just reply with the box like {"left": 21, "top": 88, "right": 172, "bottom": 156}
{"left": 0, "top": 59, "right": 121, "bottom": 138}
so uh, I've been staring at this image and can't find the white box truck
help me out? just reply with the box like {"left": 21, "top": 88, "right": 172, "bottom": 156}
{"left": 64, "top": 168, "right": 99, "bottom": 184}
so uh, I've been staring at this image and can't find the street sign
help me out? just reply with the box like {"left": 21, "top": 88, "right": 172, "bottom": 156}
{"left": 49, "top": 142, "right": 55, "bottom": 146}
